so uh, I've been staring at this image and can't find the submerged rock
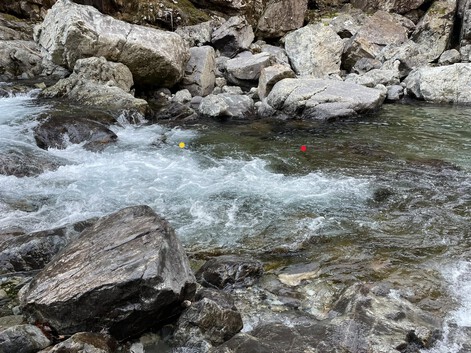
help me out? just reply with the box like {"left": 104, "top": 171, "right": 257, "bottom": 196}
{"left": 19, "top": 205, "right": 196, "bottom": 340}
{"left": 195, "top": 255, "right": 263, "bottom": 289}
{"left": 404, "top": 64, "right": 471, "bottom": 103}
{"left": 34, "top": 114, "right": 118, "bottom": 152}
{"left": 261, "top": 78, "right": 385, "bottom": 121}
{"left": 0, "top": 141, "right": 69, "bottom": 177}
{"left": 35, "top": 0, "right": 189, "bottom": 87}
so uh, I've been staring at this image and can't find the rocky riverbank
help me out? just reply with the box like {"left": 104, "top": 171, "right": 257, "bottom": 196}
{"left": 1, "top": 0, "right": 471, "bottom": 352}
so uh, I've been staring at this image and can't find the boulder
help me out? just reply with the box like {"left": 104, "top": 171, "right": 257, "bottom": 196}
{"left": 0, "top": 324, "right": 51, "bottom": 353}
{"left": 411, "top": 0, "right": 457, "bottom": 62}
{"left": 379, "top": 40, "right": 431, "bottom": 78}
{"left": 195, "top": 255, "right": 263, "bottom": 289}
{"left": 41, "top": 56, "right": 149, "bottom": 116}
{"left": 19, "top": 205, "right": 197, "bottom": 340}
{"left": 261, "top": 78, "right": 385, "bottom": 121}
{"left": 225, "top": 52, "right": 271, "bottom": 86}
{"left": 285, "top": 24, "right": 344, "bottom": 77}
{"left": 438, "top": 49, "right": 461, "bottom": 65}
{"left": 256, "top": 0, "right": 308, "bottom": 39}
{"left": 350, "top": 0, "right": 429, "bottom": 14}
{"left": 0, "top": 40, "right": 62, "bottom": 81}
{"left": 211, "top": 16, "right": 255, "bottom": 58}
{"left": 387, "top": 84, "right": 404, "bottom": 101}
{"left": 345, "top": 69, "right": 400, "bottom": 88}
{"left": 173, "top": 288, "right": 243, "bottom": 349}
{"left": 342, "top": 11, "right": 410, "bottom": 71}
{"left": 258, "top": 64, "right": 296, "bottom": 99}
{"left": 0, "top": 230, "right": 66, "bottom": 275}
{"left": 198, "top": 93, "right": 255, "bottom": 119}
{"left": 404, "top": 63, "right": 471, "bottom": 103}
{"left": 35, "top": 0, "right": 189, "bottom": 87}
{"left": 40, "top": 332, "right": 118, "bottom": 353}
{"left": 260, "top": 44, "right": 290, "bottom": 66}
{"left": 34, "top": 114, "right": 118, "bottom": 152}
{"left": 329, "top": 10, "right": 367, "bottom": 39}
{"left": 182, "top": 46, "right": 216, "bottom": 97}
{"left": 0, "top": 220, "right": 95, "bottom": 274}
{"left": 0, "top": 141, "right": 69, "bottom": 178}
{"left": 176, "top": 21, "right": 214, "bottom": 48}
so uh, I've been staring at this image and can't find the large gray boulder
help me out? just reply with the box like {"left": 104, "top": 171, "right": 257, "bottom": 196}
{"left": 285, "top": 24, "right": 344, "bottom": 77}
{"left": 182, "top": 46, "right": 216, "bottom": 97}
{"left": 225, "top": 52, "right": 271, "bottom": 86}
{"left": 411, "top": 0, "right": 457, "bottom": 63}
{"left": 404, "top": 63, "right": 471, "bottom": 103}
{"left": 460, "top": 0, "right": 471, "bottom": 47}
{"left": 256, "top": 0, "right": 308, "bottom": 39}
{"left": 261, "top": 78, "right": 385, "bottom": 121}
{"left": 342, "top": 11, "right": 410, "bottom": 71}
{"left": 41, "top": 56, "right": 149, "bottom": 116}
{"left": 34, "top": 0, "right": 189, "bottom": 87}
{"left": 211, "top": 16, "right": 254, "bottom": 58}
{"left": 198, "top": 93, "right": 255, "bottom": 119}
{"left": 19, "top": 205, "right": 197, "bottom": 340}
{"left": 0, "top": 324, "right": 51, "bottom": 353}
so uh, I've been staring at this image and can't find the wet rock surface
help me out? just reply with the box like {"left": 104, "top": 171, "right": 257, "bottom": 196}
{"left": 34, "top": 113, "right": 118, "bottom": 152}
{"left": 0, "top": 141, "right": 69, "bottom": 177}
{"left": 196, "top": 255, "right": 263, "bottom": 289}
{"left": 19, "top": 205, "right": 197, "bottom": 340}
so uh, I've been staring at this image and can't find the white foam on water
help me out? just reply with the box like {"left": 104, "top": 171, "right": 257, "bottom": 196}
{"left": 0, "top": 117, "right": 372, "bottom": 248}
{"left": 425, "top": 261, "right": 471, "bottom": 353}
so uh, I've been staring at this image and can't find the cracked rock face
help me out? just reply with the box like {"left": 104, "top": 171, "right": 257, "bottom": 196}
{"left": 34, "top": 0, "right": 189, "bottom": 87}
{"left": 18, "top": 205, "right": 196, "bottom": 340}
{"left": 261, "top": 78, "right": 385, "bottom": 121}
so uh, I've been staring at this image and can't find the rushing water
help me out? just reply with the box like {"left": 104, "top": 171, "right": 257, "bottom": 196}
{"left": 0, "top": 90, "right": 470, "bottom": 351}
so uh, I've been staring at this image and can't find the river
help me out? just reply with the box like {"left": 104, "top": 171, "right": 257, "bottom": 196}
{"left": 0, "top": 88, "right": 470, "bottom": 352}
